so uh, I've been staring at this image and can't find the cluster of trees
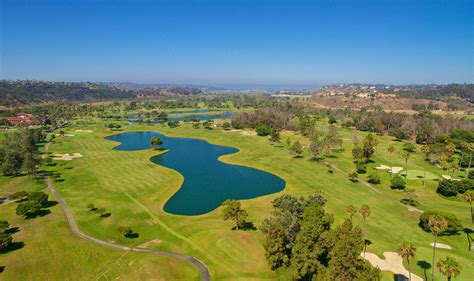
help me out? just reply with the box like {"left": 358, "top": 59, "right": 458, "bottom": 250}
{"left": 86, "top": 203, "right": 111, "bottom": 218}
{"left": 260, "top": 194, "right": 379, "bottom": 280}
{"left": 10, "top": 191, "right": 50, "bottom": 218}
{"left": 436, "top": 179, "right": 473, "bottom": 197}
{"left": 0, "top": 129, "right": 45, "bottom": 176}
{"left": 308, "top": 125, "right": 343, "bottom": 160}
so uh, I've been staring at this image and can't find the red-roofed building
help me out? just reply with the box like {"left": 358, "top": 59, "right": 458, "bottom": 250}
{"left": 1, "top": 113, "right": 35, "bottom": 126}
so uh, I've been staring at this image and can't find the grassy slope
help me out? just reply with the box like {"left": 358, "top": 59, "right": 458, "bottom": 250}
{"left": 37, "top": 119, "right": 473, "bottom": 281}
{"left": 0, "top": 169, "right": 200, "bottom": 280}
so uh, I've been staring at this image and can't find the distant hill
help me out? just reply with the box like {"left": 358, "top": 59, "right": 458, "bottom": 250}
{"left": 0, "top": 80, "right": 203, "bottom": 107}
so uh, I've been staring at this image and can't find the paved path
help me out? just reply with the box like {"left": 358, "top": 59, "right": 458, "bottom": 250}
{"left": 46, "top": 178, "right": 211, "bottom": 281}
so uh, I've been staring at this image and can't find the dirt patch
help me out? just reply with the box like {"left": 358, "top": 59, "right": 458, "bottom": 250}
{"left": 138, "top": 239, "right": 162, "bottom": 248}
{"left": 241, "top": 130, "right": 257, "bottom": 136}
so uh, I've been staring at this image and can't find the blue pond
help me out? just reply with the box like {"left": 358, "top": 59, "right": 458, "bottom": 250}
{"left": 105, "top": 132, "right": 285, "bottom": 215}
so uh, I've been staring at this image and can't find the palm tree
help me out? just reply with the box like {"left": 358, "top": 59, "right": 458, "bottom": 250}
{"left": 397, "top": 241, "right": 416, "bottom": 281}
{"left": 437, "top": 256, "right": 462, "bottom": 281}
{"left": 429, "top": 215, "right": 448, "bottom": 281}
{"left": 421, "top": 144, "right": 432, "bottom": 187}
{"left": 388, "top": 145, "right": 395, "bottom": 178}
{"left": 359, "top": 204, "right": 371, "bottom": 257}
{"left": 150, "top": 136, "right": 163, "bottom": 150}
{"left": 346, "top": 205, "right": 357, "bottom": 222}
{"left": 460, "top": 191, "right": 473, "bottom": 224}
{"left": 402, "top": 150, "right": 411, "bottom": 179}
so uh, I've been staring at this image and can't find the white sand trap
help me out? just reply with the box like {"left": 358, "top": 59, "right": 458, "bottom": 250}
{"left": 75, "top": 129, "right": 93, "bottom": 132}
{"left": 389, "top": 167, "right": 404, "bottom": 174}
{"left": 375, "top": 165, "right": 391, "bottom": 170}
{"left": 53, "top": 153, "right": 83, "bottom": 161}
{"left": 430, "top": 243, "right": 452, "bottom": 249}
{"left": 363, "top": 252, "right": 423, "bottom": 281}
{"left": 442, "top": 175, "right": 452, "bottom": 180}
{"left": 241, "top": 130, "right": 257, "bottom": 136}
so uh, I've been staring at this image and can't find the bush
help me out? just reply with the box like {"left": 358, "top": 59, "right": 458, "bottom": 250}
{"left": 390, "top": 175, "right": 406, "bottom": 190}
{"left": 437, "top": 179, "right": 474, "bottom": 197}
{"left": 222, "top": 122, "right": 231, "bottom": 130}
{"left": 256, "top": 124, "right": 271, "bottom": 136}
{"left": 419, "top": 211, "right": 463, "bottom": 235}
{"left": 468, "top": 170, "right": 474, "bottom": 179}
{"left": 367, "top": 174, "right": 381, "bottom": 184}
{"left": 356, "top": 162, "right": 367, "bottom": 174}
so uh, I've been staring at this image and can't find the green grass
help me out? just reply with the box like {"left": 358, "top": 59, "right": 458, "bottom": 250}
{"left": 0, "top": 176, "right": 199, "bottom": 280}
{"left": 1, "top": 117, "right": 473, "bottom": 280}
{"left": 399, "top": 170, "right": 440, "bottom": 180}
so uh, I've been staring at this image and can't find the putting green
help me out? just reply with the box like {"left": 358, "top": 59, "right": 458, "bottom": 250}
{"left": 399, "top": 170, "right": 439, "bottom": 180}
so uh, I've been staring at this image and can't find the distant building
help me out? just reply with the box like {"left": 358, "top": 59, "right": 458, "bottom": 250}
{"left": 1, "top": 112, "right": 35, "bottom": 126}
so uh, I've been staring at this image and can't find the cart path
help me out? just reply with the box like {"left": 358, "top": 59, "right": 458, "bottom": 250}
{"left": 46, "top": 178, "right": 211, "bottom": 281}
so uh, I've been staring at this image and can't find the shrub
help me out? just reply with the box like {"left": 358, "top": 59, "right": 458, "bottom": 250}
{"left": 222, "top": 122, "right": 231, "bottom": 130}
{"left": 256, "top": 124, "right": 271, "bottom": 136}
{"left": 367, "top": 174, "right": 381, "bottom": 184}
{"left": 437, "top": 179, "right": 474, "bottom": 197}
{"left": 468, "top": 170, "right": 474, "bottom": 179}
{"left": 356, "top": 162, "right": 367, "bottom": 174}
{"left": 232, "top": 121, "right": 243, "bottom": 129}
{"left": 419, "top": 211, "right": 463, "bottom": 235}
{"left": 390, "top": 175, "right": 406, "bottom": 190}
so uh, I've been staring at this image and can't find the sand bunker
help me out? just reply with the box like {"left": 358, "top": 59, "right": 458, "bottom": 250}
{"left": 241, "top": 130, "right": 257, "bottom": 136}
{"left": 389, "top": 167, "right": 404, "bottom": 174}
{"left": 375, "top": 165, "right": 391, "bottom": 170}
{"left": 430, "top": 243, "right": 452, "bottom": 249}
{"left": 363, "top": 252, "right": 423, "bottom": 281}
{"left": 75, "top": 129, "right": 93, "bottom": 132}
{"left": 53, "top": 153, "right": 83, "bottom": 161}
{"left": 375, "top": 165, "right": 403, "bottom": 174}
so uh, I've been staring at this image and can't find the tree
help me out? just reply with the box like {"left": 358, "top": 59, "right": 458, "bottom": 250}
{"left": 460, "top": 191, "right": 473, "bottom": 224}
{"left": 359, "top": 204, "right": 371, "bottom": 257}
{"left": 402, "top": 188, "right": 418, "bottom": 206}
{"left": 16, "top": 201, "right": 42, "bottom": 218}
{"left": 346, "top": 205, "right": 357, "bottom": 221}
{"left": 150, "top": 136, "right": 163, "bottom": 150}
{"left": 387, "top": 145, "right": 396, "bottom": 178}
{"left": 0, "top": 233, "right": 13, "bottom": 251}
{"left": 437, "top": 256, "right": 462, "bottom": 281}
{"left": 397, "top": 241, "right": 416, "bottom": 281}
{"left": 117, "top": 226, "right": 134, "bottom": 238}
{"left": 290, "top": 141, "right": 303, "bottom": 158}
{"left": 0, "top": 221, "right": 9, "bottom": 232}
{"left": 402, "top": 150, "right": 411, "bottom": 179}
{"left": 419, "top": 211, "right": 463, "bottom": 235}
{"left": 87, "top": 203, "right": 95, "bottom": 211}
{"left": 222, "top": 122, "right": 231, "bottom": 130}
{"left": 362, "top": 134, "right": 378, "bottom": 161}
{"left": 391, "top": 175, "right": 406, "bottom": 190}
{"left": 269, "top": 130, "right": 280, "bottom": 143}
{"left": 325, "top": 219, "right": 380, "bottom": 280}
{"left": 428, "top": 215, "right": 448, "bottom": 281}
{"left": 421, "top": 144, "right": 432, "bottom": 187}
{"left": 256, "top": 124, "right": 271, "bottom": 136}
{"left": 367, "top": 174, "right": 380, "bottom": 184}
{"left": 222, "top": 200, "right": 248, "bottom": 230}
{"left": 290, "top": 202, "right": 333, "bottom": 280}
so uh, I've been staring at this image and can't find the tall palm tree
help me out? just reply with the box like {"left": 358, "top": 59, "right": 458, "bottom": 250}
{"left": 429, "top": 215, "right": 448, "bottom": 281}
{"left": 402, "top": 150, "right": 411, "bottom": 179}
{"left": 437, "top": 256, "right": 462, "bottom": 281}
{"left": 346, "top": 205, "right": 357, "bottom": 222}
{"left": 359, "top": 204, "right": 371, "bottom": 257}
{"left": 388, "top": 145, "right": 395, "bottom": 178}
{"left": 397, "top": 241, "right": 416, "bottom": 281}
{"left": 460, "top": 191, "right": 473, "bottom": 224}
{"left": 421, "top": 144, "right": 432, "bottom": 187}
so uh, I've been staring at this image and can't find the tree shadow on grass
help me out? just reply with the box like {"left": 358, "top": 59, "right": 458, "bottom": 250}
{"left": 4, "top": 227, "right": 20, "bottom": 235}
{"left": 464, "top": 228, "right": 472, "bottom": 252}
{"left": 44, "top": 200, "right": 58, "bottom": 208}
{"left": 99, "top": 213, "right": 111, "bottom": 218}
{"left": 125, "top": 232, "right": 139, "bottom": 239}
{"left": 0, "top": 242, "right": 25, "bottom": 254}
{"left": 393, "top": 273, "right": 410, "bottom": 281}
{"left": 231, "top": 221, "right": 257, "bottom": 231}
{"left": 25, "top": 209, "right": 51, "bottom": 219}
{"left": 0, "top": 266, "right": 4, "bottom": 273}
{"left": 417, "top": 260, "right": 431, "bottom": 281}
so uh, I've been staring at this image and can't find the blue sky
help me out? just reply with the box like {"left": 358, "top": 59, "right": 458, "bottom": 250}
{"left": 1, "top": 0, "right": 472, "bottom": 87}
